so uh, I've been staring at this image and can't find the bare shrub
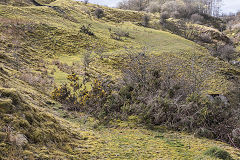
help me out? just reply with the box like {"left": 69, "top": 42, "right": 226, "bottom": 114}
{"left": 171, "top": 11, "right": 180, "bottom": 19}
{"left": 118, "top": 0, "right": 147, "bottom": 11}
{"left": 84, "top": 0, "right": 88, "bottom": 4}
{"left": 200, "top": 33, "right": 212, "bottom": 43}
{"left": 191, "top": 13, "right": 204, "bottom": 23}
{"left": 141, "top": 14, "right": 150, "bottom": 27}
{"left": 215, "top": 45, "right": 236, "bottom": 61}
{"left": 160, "top": 11, "right": 170, "bottom": 23}
{"left": 79, "top": 24, "right": 95, "bottom": 36}
{"left": 232, "top": 23, "right": 240, "bottom": 30}
{"left": 18, "top": 71, "right": 54, "bottom": 92}
{"left": 119, "top": 49, "right": 239, "bottom": 146}
{"left": 109, "top": 28, "right": 130, "bottom": 41}
{"left": 146, "top": 1, "right": 161, "bottom": 13}
{"left": 94, "top": 8, "right": 104, "bottom": 19}
{"left": 52, "top": 60, "right": 73, "bottom": 74}
{"left": 161, "top": 1, "right": 179, "bottom": 14}
{"left": 160, "top": 0, "right": 200, "bottom": 19}
{"left": 82, "top": 49, "right": 93, "bottom": 84}
{"left": 52, "top": 47, "right": 240, "bottom": 148}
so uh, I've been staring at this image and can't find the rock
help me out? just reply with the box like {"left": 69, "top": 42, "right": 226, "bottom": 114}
{"left": 218, "top": 95, "right": 229, "bottom": 106}
{"left": 10, "top": 133, "right": 28, "bottom": 147}
{"left": 206, "top": 94, "right": 229, "bottom": 106}
{"left": 230, "top": 60, "right": 240, "bottom": 66}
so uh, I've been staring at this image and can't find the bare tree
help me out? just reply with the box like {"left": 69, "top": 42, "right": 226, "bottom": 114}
{"left": 84, "top": 0, "right": 89, "bottom": 4}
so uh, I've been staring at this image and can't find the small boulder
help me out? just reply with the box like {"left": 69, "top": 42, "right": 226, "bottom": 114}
{"left": 10, "top": 133, "right": 28, "bottom": 147}
{"left": 206, "top": 94, "right": 229, "bottom": 106}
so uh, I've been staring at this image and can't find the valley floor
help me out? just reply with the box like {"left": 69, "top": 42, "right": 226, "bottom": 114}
{"left": 51, "top": 108, "right": 240, "bottom": 160}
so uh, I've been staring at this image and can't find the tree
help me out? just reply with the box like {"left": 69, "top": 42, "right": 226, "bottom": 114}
{"left": 118, "top": 0, "right": 223, "bottom": 17}
{"left": 84, "top": 0, "right": 89, "bottom": 4}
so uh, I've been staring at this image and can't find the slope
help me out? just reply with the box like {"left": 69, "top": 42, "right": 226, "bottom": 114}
{"left": 0, "top": 0, "right": 240, "bottom": 159}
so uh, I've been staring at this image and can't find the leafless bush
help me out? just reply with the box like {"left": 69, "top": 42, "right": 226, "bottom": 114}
{"left": 0, "top": 17, "right": 35, "bottom": 42}
{"left": 109, "top": 28, "right": 130, "bottom": 41}
{"left": 160, "top": 11, "right": 170, "bottom": 23}
{"left": 141, "top": 14, "right": 150, "bottom": 27}
{"left": 117, "top": 0, "right": 147, "bottom": 11}
{"left": 215, "top": 45, "right": 236, "bottom": 61}
{"left": 146, "top": 1, "right": 161, "bottom": 13}
{"left": 119, "top": 48, "right": 239, "bottom": 147}
{"left": 84, "top": 0, "right": 88, "bottom": 4}
{"left": 18, "top": 71, "right": 54, "bottom": 92}
{"left": 51, "top": 46, "right": 240, "bottom": 148}
{"left": 171, "top": 11, "right": 180, "bottom": 19}
{"left": 160, "top": 0, "right": 200, "bottom": 19}
{"left": 191, "top": 13, "right": 204, "bottom": 23}
{"left": 200, "top": 33, "right": 212, "bottom": 43}
{"left": 52, "top": 60, "right": 73, "bottom": 74}
{"left": 79, "top": 24, "right": 95, "bottom": 36}
{"left": 232, "top": 23, "right": 240, "bottom": 30}
{"left": 94, "top": 8, "right": 104, "bottom": 19}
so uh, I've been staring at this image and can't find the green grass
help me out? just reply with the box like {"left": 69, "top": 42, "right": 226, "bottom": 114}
{"left": 62, "top": 117, "right": 240, "bottom": 160}
{"left": 204, "top": 147, "right": 234, "bottom": 160}
{"left": 0, "top": 0, "right": 240, "bottom": 159}
{"left": 237, "top": 45, "right": 240, "bottom": 52}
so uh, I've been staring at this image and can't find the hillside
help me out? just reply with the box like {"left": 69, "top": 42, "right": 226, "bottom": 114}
{"left": 0, "top": 0, "right": 240, "bottom": 159}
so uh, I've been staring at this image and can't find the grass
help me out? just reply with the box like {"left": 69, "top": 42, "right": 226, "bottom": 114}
{"left": 0, "top": 0, "right": 240, "bottom": 159}
{"left": 204, "top": 147, "right": 234, "bottom": 160}
{"left": 58, "top": 114, "right": 240, "bottom": 160}
{"left": 0, "top": 0, "right": 237, "bottom": 94}
{"left": 237, "top": 45, "right": 240, "bottom": 52}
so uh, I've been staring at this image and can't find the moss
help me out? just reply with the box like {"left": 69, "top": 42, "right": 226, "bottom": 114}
{"left": 204, "top": 147, "right": 233, "bottom": 160}
{"left": 0, "top": 53, "right": 8, "bottom": 60}
{"left": 13, "top": 119, "right": 31, "bottom": 129}
{"left": 0, "top": 0, "right": 239, "bottom": 159}
{"left": 236, "top": 45, "right": 240, "bottom": 52}
{"left": 0, "top": 88, "right": 22, "bottom": 105}
{"left": 0, "top": 98, "right": 13, "bottom": 113}
{"left": 0, "top": 132, "right": 6, "bottom": 142}
{"left": 22, "top": 150, "right": 34, "bottom": 159}
{"left": 2, "top": 115, "right": 14, "bottom": 123}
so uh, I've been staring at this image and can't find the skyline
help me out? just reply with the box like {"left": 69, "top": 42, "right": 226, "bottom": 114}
{"left": 84, "top": 0, "right": 240, "bottom": 14}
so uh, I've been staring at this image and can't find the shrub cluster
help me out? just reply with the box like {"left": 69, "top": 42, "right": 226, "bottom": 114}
{"left": 141, "top": 15, "right": 150, "bottom": 27}
{"left": 190, "top": 13, "right": 204, "bottom": 24}
{"left": 52, "top": 60, "right": 73, "bottom": 74}
{"left": 52, "top": 50, "right": 240, "bottom": 147}
{"left": 109, "top": 28, "right": 130, "bottom": 41}
{"left": 213, "top": 44, "right": 236, "bottom": 61}
{"left": 79, "top": 24, "right": 95, "bottom": 36}
{"left": 52, "top": 73, "right": 115, "bottom": 118}
{"left": 94, "top": 8, "right": 104, "bottom": 19}
{"left": 18, "top": 70, "right": 54, "bottom": 92}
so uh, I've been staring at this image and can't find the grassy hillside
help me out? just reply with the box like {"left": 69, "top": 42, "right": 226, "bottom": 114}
{"left": 0, "top": 0, "right": 240, "bottom": 159}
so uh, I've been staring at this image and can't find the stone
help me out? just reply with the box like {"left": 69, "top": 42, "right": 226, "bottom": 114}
{"left": 10, "top": 133, "right": 28, "bottom": 147}
{"left": 206, "top": 94, "right": 229, "bottom": 106}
